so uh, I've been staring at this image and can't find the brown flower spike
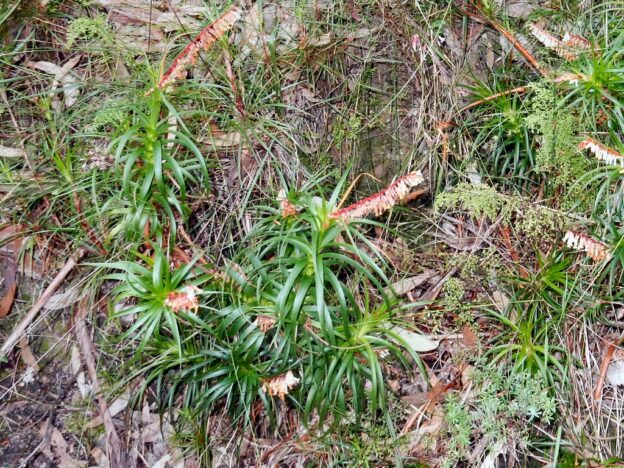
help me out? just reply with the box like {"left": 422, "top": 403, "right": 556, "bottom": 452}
{"left": 158, "top": 6, "right": 242, "bottom": 91}
{"left": 528, "top": 23, "right": 577, "bottom": 61}
{"left": 262, "top": 371, "right": 300, "bottom": 400}
{"left": 164, "top": 285, "right": 201, "bottom": 313}
{"left": 254, "top": 315, "right": 277, "bottom": 333}
{"left": 579, "top": 138, "right": 624, "bottom": 167}
{"left": 277, "top": 189, "right": 299, "bottom": 218}
{"left": 330, "top": 171, "right": 424, "bottom": 222}
{"left": 563, "top": 230, "right": 610, "bottom": 262}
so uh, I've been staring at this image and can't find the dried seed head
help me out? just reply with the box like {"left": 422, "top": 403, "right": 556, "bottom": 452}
{"left": 330, "top": 171, "right": 424, "bottom": 222}
{"left": 261, "top": 370, "right": 300, "bottom": 400}
{"left": 158, "top": 6, "right": 242, "bottom": 91}
{"left": 254, "top": 315, "right": 277, "bottom": 333}
{"left": 81, "top": 149, "right": 114, "bottom": 171}
{"left": 562, "top": 33, "right": 591, "bottom": 50}
{"left": 528, "top": 23, "right": 576, "bottom": 61}
{"left": 277, "top": 189, "right": 299, "bottom": 218}
{"left": 164, "top": 285, "right": 201, "bottom": 313}
{"left": 579, "top": 138, "right": 624, "bottom": 166}
{"left": 563, "top": 230, "right": 610, "bottom": 262}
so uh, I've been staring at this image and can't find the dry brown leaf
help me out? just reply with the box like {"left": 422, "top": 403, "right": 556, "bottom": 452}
{"left": 85, "top": 389, "right": 131, "bottom": 428}
{"left": 18, "top": 337, "right": 39, "bottom": 370}
{"left": 208, "top": 131, "right": 243, "bottom": 148}
{"left": 391, "top": 270, "right": 437, "bottom": 296}
{"left": 39, "top": 420, "right": 86, "bottom": 467}
{"left": 404, "top": 405, "right": 445, "bottom": 455}
{"left": 461, "top": 324, "right": 478, "bottom": 349}
{"left": 26, "top": 57, "right": 81, "bottom": 108}
{"left": 0, "top": 282, "right": 17, "bottom": 318}
{"left": 0, "top": 224, "right": 22, "bottom": 318}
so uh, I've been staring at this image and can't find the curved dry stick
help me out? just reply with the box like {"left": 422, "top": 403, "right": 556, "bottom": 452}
{"left": 75, "top": 298, "right": 130, "bottom": 467}
{"left": 158, "top": 5, "right": 242, "bottom": 91}
{"left": 459, "top": 86, "right": 527, "bottom": 113}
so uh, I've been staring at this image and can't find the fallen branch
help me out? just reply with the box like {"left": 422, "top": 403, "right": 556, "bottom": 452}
{"left": 75, "top": 298, "right": 130, "bottom": 467}
{"left": 459, "top": 86, "right": 527, "bottom": 113}
{"left": 457, "top": 3, "right": 548, "bottom": 77}
{"left": 0, "top": 249, "right": 85, "bottom": 359}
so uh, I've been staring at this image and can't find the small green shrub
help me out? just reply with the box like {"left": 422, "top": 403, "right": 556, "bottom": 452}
{"left": 441, "top": 365, "right": 557, "bottom": 467}
{"left": 66, "top": 15, "right": 113, "bottom": 49}
{"left": 103, "top": 179, "right": 430, "bottom": 431}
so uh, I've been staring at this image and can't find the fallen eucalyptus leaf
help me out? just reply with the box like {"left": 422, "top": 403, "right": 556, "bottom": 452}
{"left": 389, "top": 325, "right": 439, "bottom": 353}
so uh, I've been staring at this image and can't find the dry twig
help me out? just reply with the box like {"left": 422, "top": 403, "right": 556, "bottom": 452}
{"left": 0, "top": 249, "right": 85, "bottom": 359}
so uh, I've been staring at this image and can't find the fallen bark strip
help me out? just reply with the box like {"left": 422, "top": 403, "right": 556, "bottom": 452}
{"left": 75, "top": 298, "right": 131, "bottom": 467}
{"left": 0, "top": 248, "right": 86, "bottom": 359}
{"left": 593, "top": 335, "right": 624, "bottom": 406}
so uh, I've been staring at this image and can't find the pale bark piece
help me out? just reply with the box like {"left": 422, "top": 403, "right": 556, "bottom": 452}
{"left": 0, "top": 145, "right": 26, "bottom": 158}
{"left": 391, "top": 270, "right": 437, "bottom": 296}
{"left": 43, "top": 287, "right": 82, "bottom": 310}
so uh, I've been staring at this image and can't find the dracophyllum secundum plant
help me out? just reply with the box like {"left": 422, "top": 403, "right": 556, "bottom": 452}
{"left": 103, "top": 174, "right": 432, "bottom": 427}
{"left": 107, "top": 88, "right": 208, "bottom": 242}
{"left": 102, "top": 247, "right": 211, "bottom": 359}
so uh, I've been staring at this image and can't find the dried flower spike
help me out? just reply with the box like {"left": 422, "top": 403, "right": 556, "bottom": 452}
{"left": 277, "top": 189, "right": 299, "bottom": 218}
{"left": 262, "top": 371, "right": 300, "bottom": 400}
{"left": 579, "top": 138, "right": 624, "bottom": 167}
{"left": 562, "top": 33, "right": 591, "bottom": 50}
{"left": 528, "top": 23, "right": 576, "bottom": 61}
{"left": 158, "top": 6, "right": 242, "bottom": 91}
{"left": 330, "top": 171, "right": 424, "bottom": 222}
{"left": 254, "top": 315, "right": 277, "bottom": 333}
{"left": 164, "top": 285, "right": 201, "bottom": 313}
{"left": 563, "top": 230, "right": 610, "bottom": 262}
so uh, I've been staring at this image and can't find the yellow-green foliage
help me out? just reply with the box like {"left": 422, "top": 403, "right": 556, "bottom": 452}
{"left": 66, "top": 15, "right": 113, "bottom": 49}
{"left": 526, "top": 83, "right": 591, "bottom": 209}
{"left": 434, "top": 182, "right": 512, "bottom": 221}
{"left": 434, "top": 182, "right": 566, "bottom": 241}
